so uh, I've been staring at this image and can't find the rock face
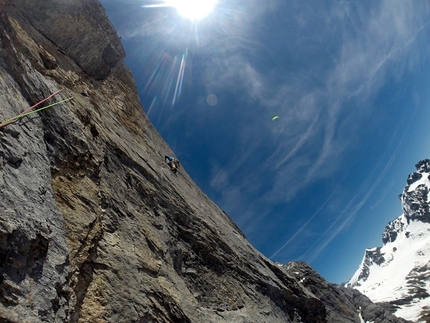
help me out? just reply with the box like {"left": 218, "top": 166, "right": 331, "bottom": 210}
{"left": 346, "top": 160, "right": 430, "bottom": 322}
{"left": 0, "top": 1, "right": 411, "bottom": 322}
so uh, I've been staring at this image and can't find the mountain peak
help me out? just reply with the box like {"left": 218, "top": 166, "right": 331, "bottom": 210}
{"left": 347, "top": 160, "right": 430, "bottom": 322}
{"left": 414, "top": 159, "right": 430, "bottom": 173}
{"left": 403, "top": 159, "right": 430, "bottom": 223}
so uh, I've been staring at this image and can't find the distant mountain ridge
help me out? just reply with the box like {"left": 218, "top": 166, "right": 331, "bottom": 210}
{"left": 346, "top": 159, "right": 430, "bottom": 322}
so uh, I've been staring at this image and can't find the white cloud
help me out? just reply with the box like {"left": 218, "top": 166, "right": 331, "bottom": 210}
{"left": 103, "top": 0, "right": 430, "bottom": 263}
{"left": 202, "top": 0, "right": 430, "bottom": 251}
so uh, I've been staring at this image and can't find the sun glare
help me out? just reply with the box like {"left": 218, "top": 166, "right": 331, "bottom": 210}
{"left": 165, "top": 0, "right": 217, "bottom": 21}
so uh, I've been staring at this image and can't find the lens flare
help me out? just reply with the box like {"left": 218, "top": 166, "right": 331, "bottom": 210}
{"left": 164, "top": 0, "right": 217, "bottom": 21}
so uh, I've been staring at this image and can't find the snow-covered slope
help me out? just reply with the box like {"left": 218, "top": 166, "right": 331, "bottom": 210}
{"left": 346, "top": 159, "right": 430, "bottom": 323}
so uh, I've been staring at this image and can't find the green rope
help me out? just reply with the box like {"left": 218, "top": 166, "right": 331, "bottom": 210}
{"left": 0, "top": 97, "right": 73, "bottom": 128}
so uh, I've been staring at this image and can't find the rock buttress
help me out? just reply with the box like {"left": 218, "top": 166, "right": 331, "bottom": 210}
{"left": 0, "top": 1, "right": 411, "bottom": 322}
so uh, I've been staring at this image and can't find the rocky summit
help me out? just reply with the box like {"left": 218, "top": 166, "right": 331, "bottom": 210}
{"left": 347, "top": 159, "right": 430, "bottom": 322}
{"left": 0, "top": 0, "right": 412, "bottom": 322}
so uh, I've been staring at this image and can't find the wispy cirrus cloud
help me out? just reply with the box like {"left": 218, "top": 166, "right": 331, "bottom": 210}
{"left": 101, "top": 0, "right": 430, "bottom": 276}
{"left": 199, "top": 0, "right": 430, "bottom": 253}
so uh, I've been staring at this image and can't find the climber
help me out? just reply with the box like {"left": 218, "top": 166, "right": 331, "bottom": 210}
{"left": 165, "top": 155, "right": 180, "bottom": 173}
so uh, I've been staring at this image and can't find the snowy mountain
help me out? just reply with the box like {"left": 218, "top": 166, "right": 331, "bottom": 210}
{"left": 346, "top": 159, "right": 430, "bottom": 322}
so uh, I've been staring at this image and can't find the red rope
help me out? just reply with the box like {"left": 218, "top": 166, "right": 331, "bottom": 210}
{"left": 0, "top": 89, "right": 63, "bottom": 128}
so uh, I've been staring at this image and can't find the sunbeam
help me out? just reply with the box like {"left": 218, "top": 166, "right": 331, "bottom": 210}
{"left": 172, "top": 48, "right": 188, "bottom": 105}
{"left": 142, "top": 0, "right": 217, "bottom": 21}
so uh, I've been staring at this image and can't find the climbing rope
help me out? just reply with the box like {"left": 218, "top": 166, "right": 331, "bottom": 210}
{"left": 0, "top": 89, "right": 73, "bottom": 128}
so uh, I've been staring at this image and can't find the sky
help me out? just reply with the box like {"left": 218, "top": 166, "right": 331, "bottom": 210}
{"left": 99, "top": 0, "right": 430, "bottom": 284}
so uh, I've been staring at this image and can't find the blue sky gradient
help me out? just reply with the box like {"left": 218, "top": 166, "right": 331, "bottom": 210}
{"left": 100, "top": 0, "right": 430, "bottom": 283}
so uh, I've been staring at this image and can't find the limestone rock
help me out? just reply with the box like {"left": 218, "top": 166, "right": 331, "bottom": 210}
{"left": 0, "top": 1, "right": 411, "bottom": 322}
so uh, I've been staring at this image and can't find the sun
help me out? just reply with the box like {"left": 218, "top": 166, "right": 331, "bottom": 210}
{"left": 165, "top": 0, "right": 217, "bottom": 21}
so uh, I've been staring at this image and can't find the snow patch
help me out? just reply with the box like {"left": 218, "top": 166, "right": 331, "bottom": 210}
{"left": 408, "top": 172, "right": 430, "bottom": 192}
{"left": 358, "top": 307, "right": 374, "bottom": 323}
{"left": 348, "top": 218, "right": 430, "bottom": 322}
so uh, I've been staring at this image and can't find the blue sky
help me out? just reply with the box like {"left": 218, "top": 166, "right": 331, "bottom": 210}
{"left": 100, "top": 0, "right": 430, "bottom": 283}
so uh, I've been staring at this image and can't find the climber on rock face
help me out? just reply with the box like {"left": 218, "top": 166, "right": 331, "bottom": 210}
{"left": 165, "top": 155, "right": 180, "bottom": 173}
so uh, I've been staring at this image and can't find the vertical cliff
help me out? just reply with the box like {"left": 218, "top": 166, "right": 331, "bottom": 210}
{"left": 0, "top": 1, "right": 412, "bottom": 322}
